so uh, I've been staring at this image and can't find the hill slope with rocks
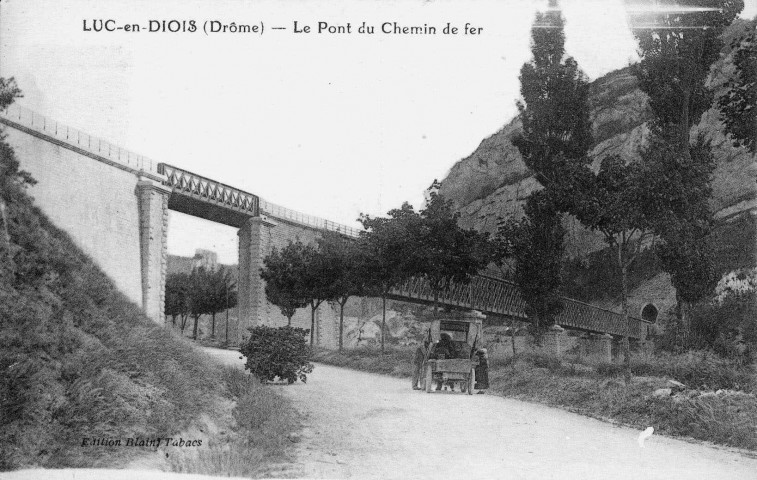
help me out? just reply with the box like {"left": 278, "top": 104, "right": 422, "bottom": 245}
{"left": 438, "top": 20, "right": 756, "bottom": 315}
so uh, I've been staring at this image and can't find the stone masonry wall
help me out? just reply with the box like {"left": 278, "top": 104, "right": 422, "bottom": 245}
{"left": 236, "top": 213, "right": 342, "bottom": 347}
{"left": 1, "top": 107, "right": 168, "bottom": 323}
{"left": 4, "top": 124, "right": 146, "bottom": 306}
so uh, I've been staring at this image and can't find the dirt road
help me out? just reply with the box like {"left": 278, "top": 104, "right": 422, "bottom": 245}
{"left": 203, "top": 348, "right": 757, "bottom": 480}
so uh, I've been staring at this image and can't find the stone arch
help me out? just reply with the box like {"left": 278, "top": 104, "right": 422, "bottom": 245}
{"left": 640, "top": 303, "right": 658, "bottom": 323}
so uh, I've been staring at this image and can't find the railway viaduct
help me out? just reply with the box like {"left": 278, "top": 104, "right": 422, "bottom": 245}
{"left": 0, "top": 105, "right": 651, "bottom": 349}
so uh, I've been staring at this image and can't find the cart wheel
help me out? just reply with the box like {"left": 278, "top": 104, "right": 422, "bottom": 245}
{"left": 425, "top": 365, "right": 433, "bottom": 393}
{"left": 467, "top": 368, "right": 475, "bottom": 395}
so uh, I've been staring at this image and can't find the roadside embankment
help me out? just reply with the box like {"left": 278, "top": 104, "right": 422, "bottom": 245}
{"left": 0, "top": 146, "right": 300, "bottom": 476}
{"left": 312, "top": 347, "right": 757, "bottom": 451}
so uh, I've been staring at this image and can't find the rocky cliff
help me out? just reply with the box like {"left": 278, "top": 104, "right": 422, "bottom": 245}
{"left": 438, "top": 20, "right": 756, "bottom": 314}
{"left": 440, "top": 22, "right": 756, "bottom": 254}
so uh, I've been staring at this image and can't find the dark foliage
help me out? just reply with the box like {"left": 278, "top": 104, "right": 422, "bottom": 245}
{"left": 718, "top": 22, "right": 756, "bottom": 152}
{"left": 165, "top": 272, "right": 191, "bottom": 330}
{"left": 513, "top": 3, "right": 593, "bottom": 181}
{"left": 416, "top": 181, "right": 491, "bottom": 307}
{"left": 642, "top": 136, "right": 718, "bottom": 305}
{"left": 317, "top": 231, "right": 367, "bottom": 351}
{"left": 657, "top": 293, "right": 757, "bottom": 362}
{"left": 498, "top": 3, "right": 591, "bottom": 340}
{"left": 631, "top": 0, "right": 743, "bottom": 147}
{"left": 240, "top": 325, "right": 314, "bottom": 384}
{"left": 260, "top": 242, "right": 310, "bottom": 325}
{"left": 498, "top": 192, "right": 565, "bottom": 337}
{"left": 359, "top": 202, "right": 424, "bottom": 351}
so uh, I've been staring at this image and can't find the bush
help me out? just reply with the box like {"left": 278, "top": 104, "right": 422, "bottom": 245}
{"left": 655, "top": 293, "right": 756, "bottom": 363}
{"left": 240, "top": 325, "right": 314, "bottom": 383}
{"left": 594, "top": 350, "right": 756, "bottom": 392}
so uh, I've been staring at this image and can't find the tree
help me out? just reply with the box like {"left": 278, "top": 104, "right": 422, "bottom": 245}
{"left": 261, "top": 242, "right": 309, "bottom": 326}
{"left": 631, "top": 1, "right": 742, "bottom": 330}
{"left": 205, "top": 266, "right": 236, "bottom": 338}
{"left": 317, "top": 231, "right": 366, "bottom": 352}
{"left": 718, "top": 22, "right": 756, "bottom": 153}
{"left": 557, "top": 155, "right": 657, "bottom": 380}
{"left": 299, "top": 242, "right": 337, "bottom": 346}
{"left": 513, "top": 1, "right": 592, "bottom": 186}
{"left": 416, "top": 181, "right": 490, "bottom": 315}
{"left": 359, "top": 202, "right": 424, "bottom": 352}
{"left": 499, "top": 1, "right": 590, "bottom": 341}
{"left": 497, "top": 191, "right": 565, "bottom": 341}
{"left": 631, "top": 0, "right": 743, "bottom": 151}
{"left": 640, "top": 135, "right": 719, "bottom": 332}
{"left": 165, "top": 272, "right": 191, "bottom": 331}
{"left": 187, "top": 266, "right": 214, "bottom": 340}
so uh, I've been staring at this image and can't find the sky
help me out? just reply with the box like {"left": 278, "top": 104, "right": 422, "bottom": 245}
{"left": 1, "top": 0, "right": 755, "bottom": 263}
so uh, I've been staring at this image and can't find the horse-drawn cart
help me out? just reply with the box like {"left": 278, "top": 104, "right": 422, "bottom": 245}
{"left": 412, "top": 311, "right": 489, "bottom": 394}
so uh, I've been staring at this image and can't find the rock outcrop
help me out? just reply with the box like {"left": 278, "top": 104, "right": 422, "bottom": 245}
{"left": 438, "top": 20, "right": 757, "bottom": 313}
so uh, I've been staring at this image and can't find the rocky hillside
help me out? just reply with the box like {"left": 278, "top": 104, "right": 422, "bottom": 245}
{"left": 438, "top": 20, "right": 756, "bottom": 316}
{"left": 439, "top": 20, "right": 756, "bottom": 261}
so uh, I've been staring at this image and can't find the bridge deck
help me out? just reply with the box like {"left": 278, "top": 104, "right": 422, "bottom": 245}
{"left": 158, "top": 163, "right": 648, "bottom": 339}
{"left": 389, "top": 275, "right": 649, "bottom": 339}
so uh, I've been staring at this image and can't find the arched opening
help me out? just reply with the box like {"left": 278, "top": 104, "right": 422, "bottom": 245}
{"left": 641, "top": 303, "right": 658, "bottom": 323}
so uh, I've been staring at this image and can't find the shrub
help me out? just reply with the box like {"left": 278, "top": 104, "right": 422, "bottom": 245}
{"left": 656, "top": 293, "right": 756, "bottom": 363}
{"left": 240, "top": 325, "right": 314, "bottom": 383}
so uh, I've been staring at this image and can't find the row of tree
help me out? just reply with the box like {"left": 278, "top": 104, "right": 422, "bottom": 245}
{"left": 261, "top": 184, "right": 490, "bottom": 352}
{"left": 496, "top": 0, "right": 753, "bottom": 380}
{"left": 248, "top": 2, "right": 755, "bottom": 366}
{"left": 165, "top": 266, "right": 238, "bottom": 341}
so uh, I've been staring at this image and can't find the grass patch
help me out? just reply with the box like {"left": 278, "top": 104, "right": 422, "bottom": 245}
{"left": 167, "top": 366, "right": 300, "bottom": 478}
{"left": 0, "top": 148, "right": 300, "bottom": 473}
{"left": 312, "top": 347, "right": 415, "bottom": 378}
{"left": 313, "top": 347, "right": 757, "bottom": 451}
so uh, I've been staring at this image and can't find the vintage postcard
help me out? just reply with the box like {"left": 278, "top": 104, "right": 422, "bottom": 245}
{"left": 1, "top": 0, "right": 756, "bottom": 478}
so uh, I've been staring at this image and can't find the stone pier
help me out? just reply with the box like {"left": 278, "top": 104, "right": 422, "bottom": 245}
{"left": 542, "top": 324, "right": 566, "bottom": 358}
{"left": 578, "top": 333, "right": 614, "bottom": 363}
{"left": 136, "top": 178, "right": 171, "bottom": 324}
{"left": 237, "top": 216, "right": 277, "bottom": 345}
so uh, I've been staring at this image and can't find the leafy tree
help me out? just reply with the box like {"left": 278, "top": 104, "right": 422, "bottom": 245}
{"left": 513, "top": 0, "right": 592, "bottom": 186}
{"left": 317, "top": 231, "right": 366, "bottom": 352}
{"left": 497, "top": 192, "right": 565, "bottom": 340}
{"left": 299, "top": 242, "right": 338, "bottom": 346}
{"left": 261, "top": 241, "right": 310, "bottom": 326}
{"left": 640, "top": 136, "right": 719, "bottom": 332}
{"left": 165, "top": 272, "right": 191, "bottom": 331}
{"left": 718, "top": 23, "right": 756, "bottom": 153}
{"left": 416, "top": 181, "right": 490, "bottom": 315}
{"left": 556, "top": 155, "right": 657, "bottom": 380}
{"left": 498, "top": 2, "right": 590, "bottom": 340}
{"left": 187, "top": 266, "right": 214, "bottom": 340}
{"left": 240, "top": 325, "right": 314, "bottom": 383}
{"left": 631, "top": 2, "right": 741, "bottom": 330}
{"left": 631, "top": 0, "right": 743, "bottom": 150}
{"left": 206, "top": 266, "right": 237, "bottom": 337}
{"left": 359, "top": 202, "right": 424, "bottom": 352}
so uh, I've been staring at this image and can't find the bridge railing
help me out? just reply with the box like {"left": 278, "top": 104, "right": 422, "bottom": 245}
{"left": 158, "top": 163, "right": 260, "bottom": 215}
{"left": 259, "top": 199, "right": 361, "bottom": 237}
{"left": 389, "top": 274, "right": 648, "bottom": 339}
{"left": 0, "top": 104, "right": 161, "bottom": 176}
